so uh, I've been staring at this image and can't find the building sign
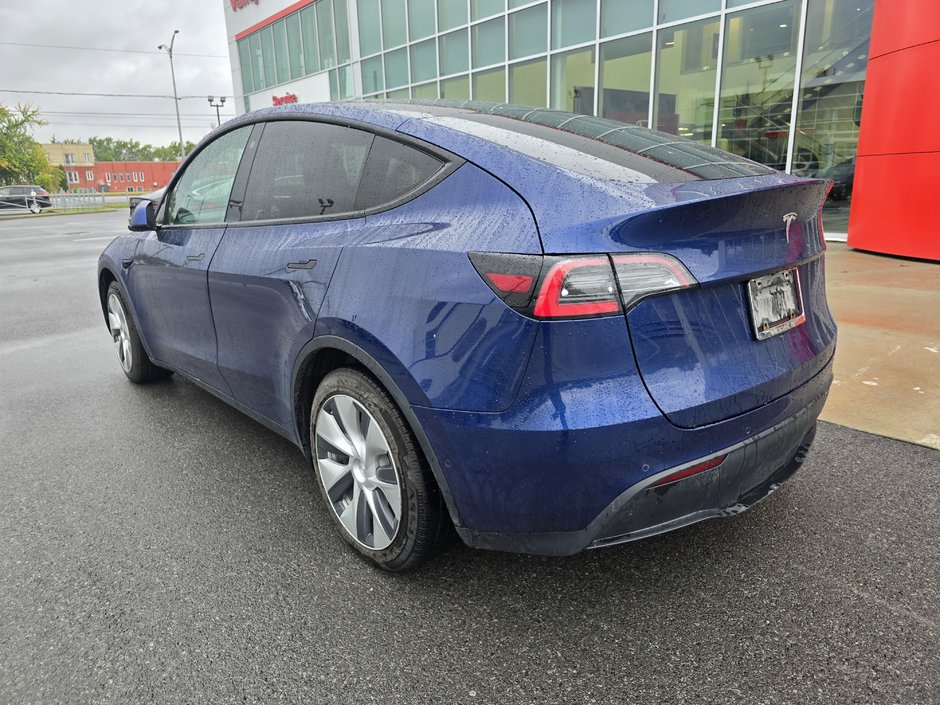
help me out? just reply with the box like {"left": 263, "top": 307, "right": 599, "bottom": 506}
{"left": 272, "top": 93, "right": 298, "bottom": 106}
{"left": 230, "top": 0, "right": 259, "bottom": 11}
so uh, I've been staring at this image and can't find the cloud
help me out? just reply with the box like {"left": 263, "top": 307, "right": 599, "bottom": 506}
{"left": 0, "top": 0, "right": 234, "bottom": 147}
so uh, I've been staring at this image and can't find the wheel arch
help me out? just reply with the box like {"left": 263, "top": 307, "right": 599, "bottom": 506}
{"left": 98, "top": 267, "right": 118, "bottom": 326}
{"left": 292, "top": 335, "right": 464, "bottom": 529}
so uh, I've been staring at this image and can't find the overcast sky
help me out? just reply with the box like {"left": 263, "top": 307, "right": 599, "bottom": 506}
{"left": 0, "top": 0, "right": 234, "bottom": 148}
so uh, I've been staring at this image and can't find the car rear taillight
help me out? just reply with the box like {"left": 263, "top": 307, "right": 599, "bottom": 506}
{"left": 470, "top": 252, "right": 697, "bottom": 320}
{"left": 533, "top": 257, "right": 620, "bottom": 318}
{"left": 612, "top": 253, "right": 695, "bottom": 310}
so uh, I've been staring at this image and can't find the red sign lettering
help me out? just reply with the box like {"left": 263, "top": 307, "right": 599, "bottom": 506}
{"left": 272, "top": 93, "right": 299, "bottom": 106}
{"left": 230, "top": 0, "right": 259, "bottom": 11}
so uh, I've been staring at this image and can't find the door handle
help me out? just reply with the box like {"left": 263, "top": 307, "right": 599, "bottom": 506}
{"left": 186, "top": 253, "right": 205, "bottom": 262}
{"left": 287, "top": 259, "right": 318, "bottom": 270}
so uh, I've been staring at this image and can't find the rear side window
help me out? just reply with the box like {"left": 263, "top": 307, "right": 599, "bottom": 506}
{"left": 355, "top": 136, "right": 444, "bottom": 210}
{"left": 241, "top": 121, "right": 374, "bottom": 221}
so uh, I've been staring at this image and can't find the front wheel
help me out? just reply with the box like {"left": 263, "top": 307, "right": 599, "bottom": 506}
{"left": 106, "top": 282, "right": 171, "bottom": 383}
{"left": 311, "top": 367, "right": 450, "bottom": 570}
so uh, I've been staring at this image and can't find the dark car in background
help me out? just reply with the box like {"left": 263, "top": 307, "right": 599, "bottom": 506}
{"left": 99, "top": 100, "right": 835, "bottom": 570}
{"left": 0, "top": 185, "right": 52, "bottom": 213}
{"left": 817, "top": 158, "right": 855, "bottom": 201}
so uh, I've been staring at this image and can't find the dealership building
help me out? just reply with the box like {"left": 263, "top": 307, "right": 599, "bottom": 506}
{"left": 223, "top": 0, "right": 939, "bottom": 260}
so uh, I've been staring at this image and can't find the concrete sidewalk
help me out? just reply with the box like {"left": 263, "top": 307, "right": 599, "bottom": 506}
{"left": 821, "top": 244, "right": 940, "bottom": 450}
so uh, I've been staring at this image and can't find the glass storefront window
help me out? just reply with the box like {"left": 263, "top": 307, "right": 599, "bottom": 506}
{"left": 273, "top": 20, "right": 290, "bottom": 85}
{"left": 249, "top": 32, "right": 264, "bottom": 90}
{"left": 472, "top": 16, "right": 505, "bottom": 68}
{"left": 301, "top": 6, "right": 320, "bottom": 75}
{"left": 552, "top": 0, "right": 596, "bottom": 50}
{"left": 658, "top": 0, "right": 720, "bottom": 24}
{"left": 717, "top": 0, "right": 800, "bottom": 168}
{"left": 260, "top": 26, "right": 276, "bottom": 87}
{"left": 509, "top": 3, "right": 546, "bottom": 60}
{"left": 362, "top": 54, "right": 385, "bottom": 93}
{"left": 550, "top": 46, "right": 595, "bottom": 114}
{"left": 385, "top": 46, "right": 409, "bottom": 88}
{"left": 601, "top": 0, "right": 653, "bottom": 38}
{"left": 409, "top": 0, "right": 436, "bottom": 41}
{"left": 438, "top": 0, "right": 467, "bottom": 31}
{"left": 387, "top": 88, "right": 410, "bottom": 99}
{"left": 411, "top": 38, "right": 437, "bottom": 83}
{"left": 383, "top": 0, "right": 408, "bottom": 48}
{"left": 317, "top": 0, "right": 337, "bottom": 68}
{"left": 508, "top": 0, "right": 531, "bottom": 7}
{"left": 441, "top": 74, "right": 470, "bottom": 99}
{"left": 472, "top": 0, "right": 504, "bottom": 21}
{"left": 332, "top": 64, "right": 355, "bottom": 99}
{"left": 286, "top": 14, "right": 304, "bottom": 79}
{"left": 509, "top": 58, "right": 547, "bottom": 107}
{"left": 653, "top": 17, "right": 719, "bottom": 142}
{"left": 358, "top": 0, "right": 382, "bottom": 56}
{"left": 796, "top": 0, "right": 874, "bottom": 232}
{"left": 473, "top": 67, "right": 506, "bottom": 101}
{"left": 238, "top": 39, "right": 253, "bottom": 94}
{"left": 439, "top": 29, "right": 469, "bottom": 75}
{"left": 599, "top": 33, "right": 652, "bottom": 124}
{"left": 334, "top": 0, "right": 351, "bottom": 65}
{"left": 413, "top": 81, "right": 438, "bottom": 98}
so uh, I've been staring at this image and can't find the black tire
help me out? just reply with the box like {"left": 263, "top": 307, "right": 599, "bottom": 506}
{"left": 105, "top": 282, "right": 172, "bottom": 384}
{"left": 310, "top": 367, "right": 451, "bottom": 571}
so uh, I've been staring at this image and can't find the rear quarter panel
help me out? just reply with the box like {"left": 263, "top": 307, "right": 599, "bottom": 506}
{"left": 315, "top": 162, "right": 542, "bottom": 412}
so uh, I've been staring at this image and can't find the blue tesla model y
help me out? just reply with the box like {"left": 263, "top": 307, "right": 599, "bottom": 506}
{"left": 98, "top": 101, "right": 835, "bottom": 570}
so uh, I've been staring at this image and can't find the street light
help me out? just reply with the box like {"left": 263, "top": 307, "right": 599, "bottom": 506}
{"left": 158, "top": 30, "right": 185, "bottom": 162}
{"left": 208, "top": 95, "right": 227, "bottom": 127}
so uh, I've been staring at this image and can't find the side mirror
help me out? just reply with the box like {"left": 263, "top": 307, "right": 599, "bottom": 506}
{"left": 128, "top": 200, "right": 157, "bottom": 232}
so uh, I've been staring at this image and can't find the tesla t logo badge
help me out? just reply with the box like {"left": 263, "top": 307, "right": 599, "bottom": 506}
{"left": 783, "top": 212, "right": 798, "bottom": 243}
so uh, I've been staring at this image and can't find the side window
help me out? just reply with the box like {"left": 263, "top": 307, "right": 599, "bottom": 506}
{"left": 241, "top": 121, "right": 374, "bottom": 221}
{"left": 165, "top": 126, "right": 252, "bottom": 226}
{"left": 356, "top": 136, "right": 444, "bottom": 211}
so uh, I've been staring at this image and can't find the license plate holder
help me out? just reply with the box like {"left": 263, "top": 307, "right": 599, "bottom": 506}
{"left": 747, "top": 268, "right": 805, "bottom": 341}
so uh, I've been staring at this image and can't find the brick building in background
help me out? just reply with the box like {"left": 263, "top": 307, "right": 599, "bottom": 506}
{"left": 40, "top": 143, "right": 180, "bottom": 193}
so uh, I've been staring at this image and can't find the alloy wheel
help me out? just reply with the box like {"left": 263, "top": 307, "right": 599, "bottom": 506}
{"left": 107, "top": 292, "right": 133, "bottom": 373}
{"left": 315, "top": 394, "right": 402, "bottom": 550}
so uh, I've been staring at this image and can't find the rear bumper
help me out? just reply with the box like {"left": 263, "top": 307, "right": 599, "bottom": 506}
{"left": 457, "top": 394, "right": 823, "bottom": 556}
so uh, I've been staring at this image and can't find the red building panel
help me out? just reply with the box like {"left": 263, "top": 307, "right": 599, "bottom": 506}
{"left": 847, "top": 0, "right": 940, "bottom": 261}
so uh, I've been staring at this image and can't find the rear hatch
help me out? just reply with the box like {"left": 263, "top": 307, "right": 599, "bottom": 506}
{"left": 612, "top": 180, "right": 835, "bottom": 428}
{"left": 395, "top": 104, "right": 836, "bottom": 427}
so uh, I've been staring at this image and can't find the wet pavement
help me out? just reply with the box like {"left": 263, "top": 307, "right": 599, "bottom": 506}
{"left": 821, "top": 243, "right": 940, "bottom": 449}
{"left": 1, "top": 211, "right": 938, "bottom": 704}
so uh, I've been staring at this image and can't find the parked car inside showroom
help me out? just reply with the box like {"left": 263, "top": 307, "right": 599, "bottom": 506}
{"left": 0, "top": 184, "right": 52, "bottom": 213}
{"left": 98, "top": 101, "right": 835, "bottom": 570}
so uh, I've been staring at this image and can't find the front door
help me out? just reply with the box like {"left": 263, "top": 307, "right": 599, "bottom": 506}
{"left": 128, "top": 125, "right": 254, "bottom": 393}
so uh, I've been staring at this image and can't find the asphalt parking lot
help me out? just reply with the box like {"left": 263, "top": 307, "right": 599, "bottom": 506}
{"left": 1, "top": 211, "right": 938, "bottom": 704}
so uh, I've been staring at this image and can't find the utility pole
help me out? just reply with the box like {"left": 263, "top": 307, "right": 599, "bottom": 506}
{"left": 208, "top": 95, "right": 227, "bottom": 127}
{"left": 158, "top": 30, "right": 185, "bottom": 161}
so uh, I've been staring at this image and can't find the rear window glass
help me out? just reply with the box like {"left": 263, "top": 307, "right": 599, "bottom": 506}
{"left": 388, "top": 100, "right": 776, "bottom": 181}
{"left": 356, "top": 136, "right": 445, "bottom": 210}
{"left": 242, "top": 121, "right": 374, "bottom": 221}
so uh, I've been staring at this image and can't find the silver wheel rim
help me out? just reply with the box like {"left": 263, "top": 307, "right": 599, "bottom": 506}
{"left": 106, "top": 292, "right": 133, "bottom": 373}
{"left": 29, "top": 201, "right": 41, "bottom": 214}
{"left": 315, "top": 394, "right": 402, "bottom": 551}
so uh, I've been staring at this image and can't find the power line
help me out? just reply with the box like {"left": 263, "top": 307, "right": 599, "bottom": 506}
{"left": 0, "top": 41, "right": 227, "bottom": 59}
{"left": 1, "top": 89, "right": 232, "bottom": 100}
{"left": 41, "top": 110, "right": 237, "bottom": 118}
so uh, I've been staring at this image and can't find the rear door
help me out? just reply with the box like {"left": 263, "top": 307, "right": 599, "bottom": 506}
{"left": 208, "top": 119, "right": 447, "bottom": 430}
{"left": 128, "top": 125, "right": 254, "bottom": 392}
{"left": 208, "top": 119, "right": 373, "bottom": 429}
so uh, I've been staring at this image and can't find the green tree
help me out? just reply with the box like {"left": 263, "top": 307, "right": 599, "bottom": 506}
{"left": 0, "top": 103, "right": 56, "bottom": 185}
